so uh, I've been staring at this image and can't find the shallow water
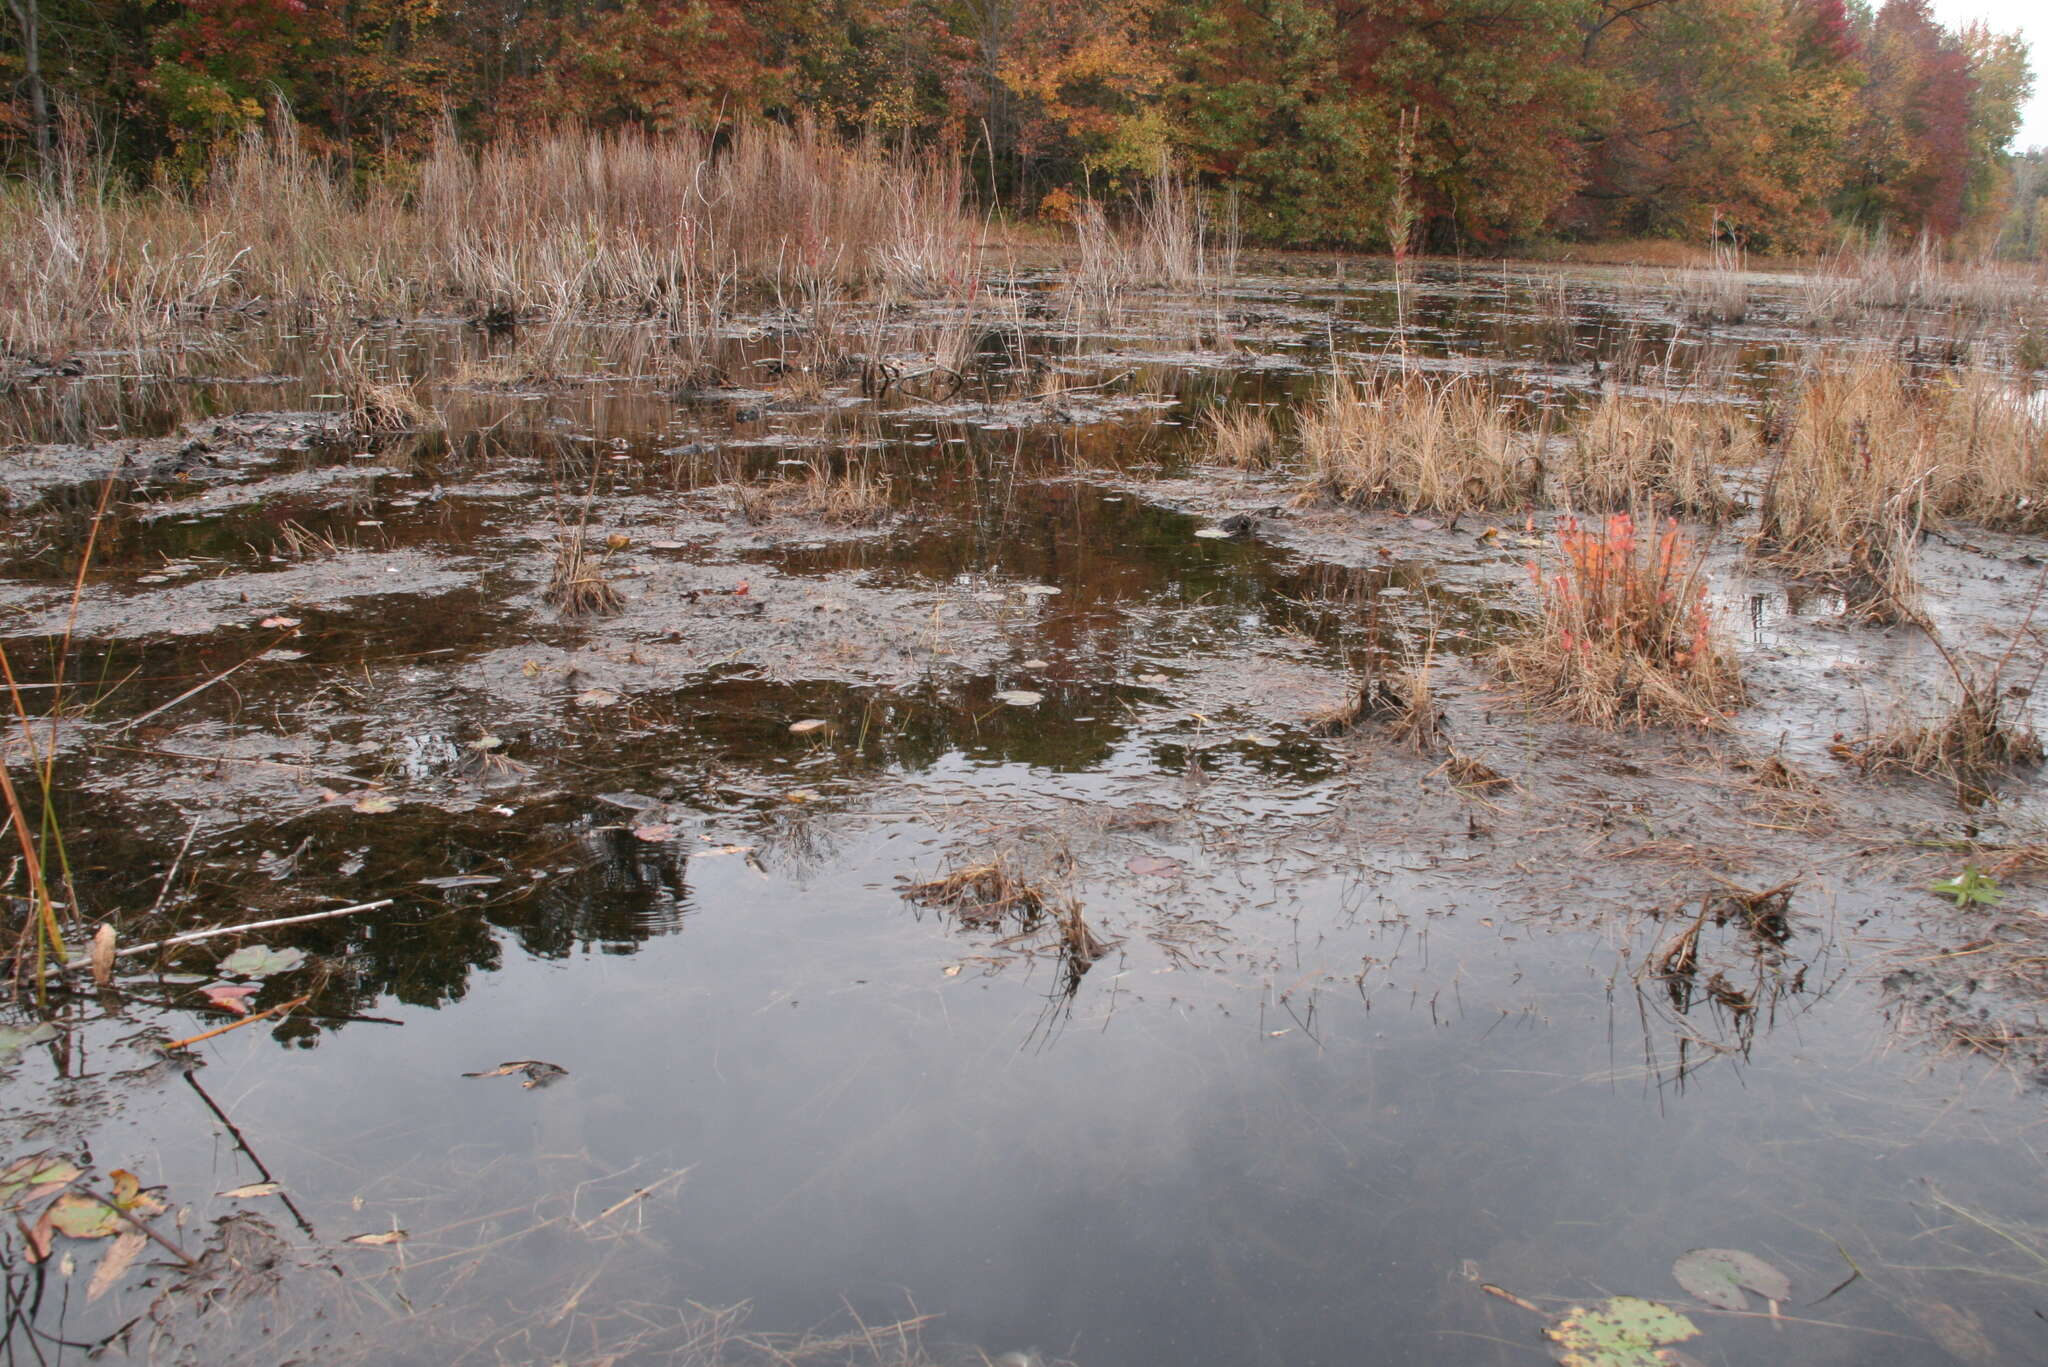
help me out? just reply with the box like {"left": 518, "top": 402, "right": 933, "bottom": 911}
{"left": 3, "top": 260, "right": 2045, "bottom": 1365}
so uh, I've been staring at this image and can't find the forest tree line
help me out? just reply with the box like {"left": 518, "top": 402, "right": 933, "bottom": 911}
{"left": 1, "top": 1, "right": 2036, "bottom": 254}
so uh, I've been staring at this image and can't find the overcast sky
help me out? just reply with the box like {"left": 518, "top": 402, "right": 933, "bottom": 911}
{"left": 1930, "top": 0, "right": 2044, "bottom": 149}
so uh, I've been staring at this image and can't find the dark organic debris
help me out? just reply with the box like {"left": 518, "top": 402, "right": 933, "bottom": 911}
{"left": 463, "top": 1059, "right": 570, "bottom": 1089}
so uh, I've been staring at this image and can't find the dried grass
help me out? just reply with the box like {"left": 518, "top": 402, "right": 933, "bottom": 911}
{"left": 902, "top": 856, "right": 1045, "bottom": 926}
{"left": 1559, "top": 390, "right": 1749, "bottom": 518}
{"left": 1495, "top": 511, "right": 1742, "bottom": 728}
{"left": 545, "top": 532, "right": 625, "bottom": 617}
{"left": 1204, "top": 407, "right": 1278, "bottom": 470}
{"left": 1298, "top": 371, "right": 1535, "bottom": 515}
{"left": 1758, "top": 357, "right": 2048, "bottom": 582}
{"left": 0, "top": 116, "right": 972, "bottom": 357}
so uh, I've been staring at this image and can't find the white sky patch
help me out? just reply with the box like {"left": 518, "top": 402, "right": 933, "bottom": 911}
{"left": 1930, "top": 0, "right": 2044, "bottom": 150}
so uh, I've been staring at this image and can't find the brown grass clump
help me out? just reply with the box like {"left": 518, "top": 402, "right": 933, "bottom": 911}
{"left": 1311, "top": 648, "right": 1443, "bottom": 753}
{"left": 1560, "top": 390, "right": 1751, "bottom": 518}
{"left": 1440, "top": 752, "right": 1513, "bottom": 792}
{"left": 1834, "top": 661, "right": 2043, "bottom": 800}
{"left": 545, "top": 532, "right": 625, "bottom": 617}
{"left": 902, "top": 856, "right": 1045, "bottom": 926}
{"left": 1204, "top": 407, "right": 1278, "bottom": 470}
{"left": 735, "top": 459, "right": 892, "bottom": 526}
{"left": 1758, "top": 357, "right": 2048, "bottom": 581}
{"left": 1495, "top": 511, "right": 1742, "bottom": 728}
{"left": 1298, "top": 371, "right": 1536, "bottom": 515}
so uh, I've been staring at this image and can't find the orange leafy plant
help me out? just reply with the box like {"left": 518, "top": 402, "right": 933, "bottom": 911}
{"left": 1494, "top": 512, "right": 1742, "bottom": 729}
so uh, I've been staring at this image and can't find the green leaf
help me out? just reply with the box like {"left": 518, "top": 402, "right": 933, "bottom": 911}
{"left": 218, "top": 945, "right": 308, "bottom": 979}
{"left": 1545, "top": 1296, "right": 1700, "bottom": 1367}
{"left": 1928, "top": 865, "right": 2004, "bottom": 908}
{"left": 46, "top": 1192, "right": 122, "bottom": 1240}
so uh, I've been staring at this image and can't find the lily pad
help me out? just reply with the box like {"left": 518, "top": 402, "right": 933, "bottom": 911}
{"left": 219, "top": 945, "right": 308, "bottom": 979}
{"left": 1544, "top": 1296, "right": 1699, "bottom": 1367}
{"left": 1672, "top": 1247, "right": 1791, "bottom": 1310}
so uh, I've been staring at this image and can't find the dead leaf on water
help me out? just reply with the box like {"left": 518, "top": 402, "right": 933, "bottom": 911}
{"left": 633, "top": 824, "right": 676, "bottom": 842}
{"left": 217, "top": 1182, "right": 282, "bottom": 1199}
{"left": 994, "top": 690, "right": 1043, "bottom": 706}
{"left": 345, "top": 1229, "right": 408, "bottom": 1247}
{"left": 200, "top": 984, "right": 260, "bottom": 1015}
{"left": 789, "top": 719, "right": 830, "bottom": 734}
{"left": 1193, "top": 528, "right": 1229, "bottom": 539}
{"left": 218, "top": 945, "right": 307, "bottom": 979}
{"left": 258, "top": 616, "right": 301, "bottom": 629}
{"left": 0, "top": 1155, "right": 81, "bottom": 1209}
{"left": 352, "top": 792, "right": 397, "bottom": 814}
{"left": 1671, "top": 1247, "right": 1790, "bottom": 1311}
{"left": 1126, "top": 855, "right": 1182, "bottom": 878}
{"left": 575, "top": 688, "right": 620, "bottom": 707}
{"left": 86, "top": 1230, "right": 146, "bottom": 1301}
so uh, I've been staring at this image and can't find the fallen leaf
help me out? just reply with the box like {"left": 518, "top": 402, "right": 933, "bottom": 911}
{"left": 575, "top": 688, "right": 619, "bottom": 707}
{"left": 942, "top": 965, "right": 962, "bottom": 977}
{"left": 0, "top": 1155, "right": 81, "bottom": 1209}
{"left": 789, "top": 719, "right": 830, "bottom": 734}
{"left": 19, "top": 1210, "right": 54, "bottom": 1263}
{"left": 1136, "top": 673, "right": 1169, "bottom": 685}
{"left": 1193, "top": 528, "right": 1230, "bottom": 539}
{"left": 46, "top": 1193, "right": 121, "bottom": 1240}
{"left": 1018, "top": 585, "right": 1060, "bottom": 597}
{"left": 345, "top": 1230, "right": 408, "bottom": 1247}
{"left": 1672, "top": 1248, "right": 1791, "bottom": 1311}
{"left": 200, "top": 984, "right": 260, "bottom": 1015}
{"left": 1126, "top": 855, "right": 1182, "bottom": 878}
{"left": 1021, "top": 658, "right": 1051, "bottom": 669}
{"left": 87, "top": 1230, "right": 146, "bottom": 1301}
{"left": 217, "top": 1182, "right": 282, "bottom": 1200}
{"left": 1409, "top": 518, "right": 1438, "bottom": 531}
{"left": 218, "top": 945, "right": 307, "bottom": 979}
{"left": 993, "top": 690, "right": 1043, "bottom": 706}
{"left": 108, "top": 1170, "right": 141, "bottom": 1208}
{"left": 1544, "top": 1296, "right": 1699, "bottom": 1367}
{"left": 352, "top": 792, "right": 397, "bottom": 814}
{"left": 89, "top": 925, "right": 117, "bottom": 987}
{"left": 259, "top": 616, "right": 301, "bottom": 629}
{"left": 1237, "top": 733, "right": 1279, "bottom": 747}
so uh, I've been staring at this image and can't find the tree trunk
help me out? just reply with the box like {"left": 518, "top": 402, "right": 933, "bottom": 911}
{"left": 6, "top": 0, "right": 51, "bottom": 187}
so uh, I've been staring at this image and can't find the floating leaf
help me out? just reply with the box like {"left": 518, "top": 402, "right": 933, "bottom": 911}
{"left": 352, "top": 792, "right": 397, "bottom": 814}
{"left": 789, "top": 719, "right": 830, "bottom": 734}
{"left": 993, "top": 690, "right": 1043, "bottom": 706}
{"left": 633, "top": 824, "right": 676, "bottom": 842}
{"left": 0, "top": 1154, "right": 81, "bottom": 1208}
{"left": 1126, "top": 855, "right": 1182, "bottom": 878}
{"left": 345, "top": 1229, "right": 408, "bottom": 1246}
{"left": 575, "top": 688, "right": 619, "bottom": 707}
{"left": 1671, "top": 1248, "right": 1791, "bottom": 1311}
{"left": 1018, "top": 585, "right": 1060, "bottom": 597}
{"left": 0, "top": 1021, "right": 59, "bottom": 1065}
{"left": 46, "top": 1193, "right": 121, "bottom": 1240}
{"left": 1544, "top": 1296, "right": 1700, "bottom": 1367}
{"left": 1021, "top": 658, "right": 1051, "bottom": 669}
{"left": 259, "top": 616, "right": 301, "bottom": 629}
{"left": 200, "top": 984, "right": 261, "bottom": 1015}
{"left": 1193, "top": 528, "right": 1230, "bottom": 539}
{"left": 108, "top": 1170, "right": 141, "bottom": 1208}
{"left": 219, "top": 945, "right": 307, "bottom": 979}
{"left": 1136, "top": 673, "right": 1169, "bottom": 685}
{"left": 1408, "top": 517, "right": 1439, "bottom": 531}
{"left": 87, "top": 1230, "right": 146, "bottom": 1302}
{"left": 217, "top": 1182, "right": 282, "bottom": 1200}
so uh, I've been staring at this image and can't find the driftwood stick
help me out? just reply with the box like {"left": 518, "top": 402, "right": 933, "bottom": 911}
{"left": 161, "top": 994, "right": 310, "bottom": 1051}
{"left": 58, "top": 899, "right": 395, "bottom": 974}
